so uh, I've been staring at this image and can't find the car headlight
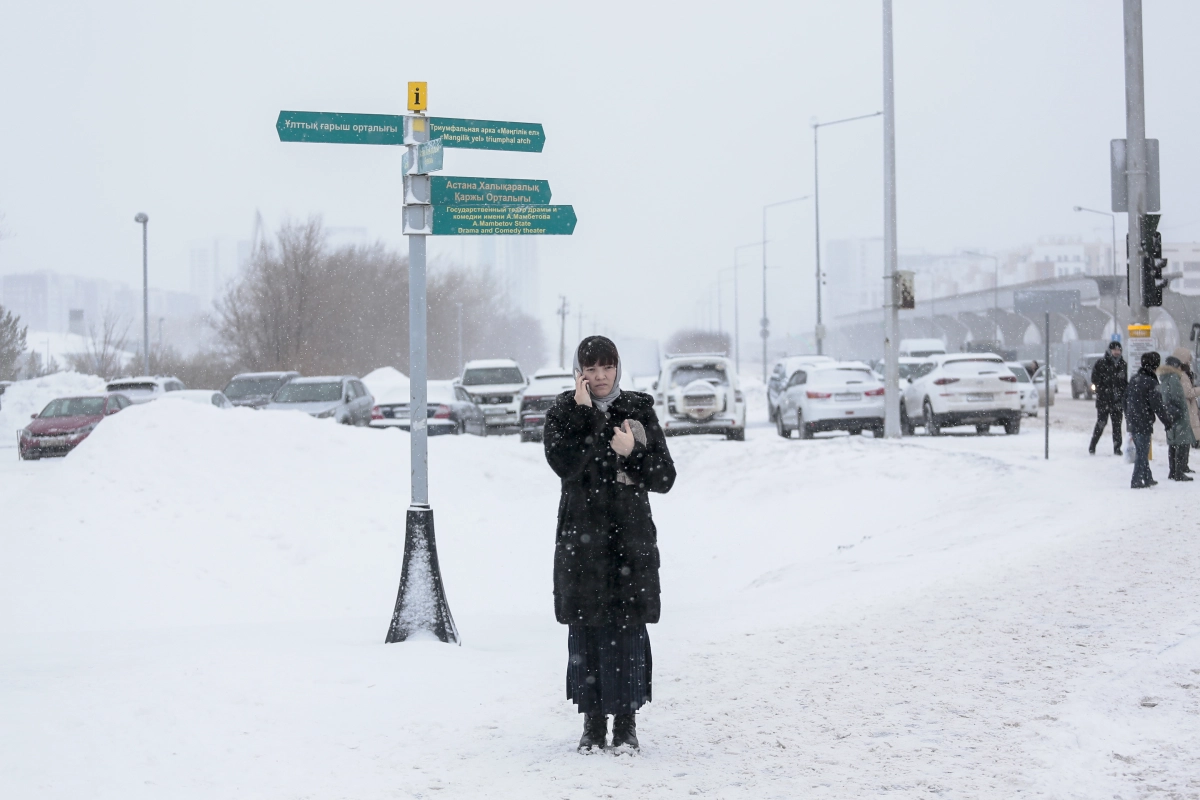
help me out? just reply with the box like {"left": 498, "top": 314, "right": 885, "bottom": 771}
{"left": 315, "top": 408, "right": 337, "bottom": 419}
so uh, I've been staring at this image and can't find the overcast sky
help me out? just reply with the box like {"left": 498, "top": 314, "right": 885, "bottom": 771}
{"left": 2, "top": 0, "right": 1198, "bottom": 344}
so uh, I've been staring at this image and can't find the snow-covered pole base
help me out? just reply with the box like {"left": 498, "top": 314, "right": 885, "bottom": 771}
{"left": 385, "top": 507, "right": 459, "bottom": 644}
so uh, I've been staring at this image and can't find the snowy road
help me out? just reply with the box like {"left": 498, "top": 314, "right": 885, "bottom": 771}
{"left": 1, "top": 389, "right": 1198, "bottom": 798}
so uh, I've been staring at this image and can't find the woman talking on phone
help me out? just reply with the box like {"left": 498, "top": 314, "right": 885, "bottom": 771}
{"left": 543, "top": 335, "right": 676, "bottom": 752}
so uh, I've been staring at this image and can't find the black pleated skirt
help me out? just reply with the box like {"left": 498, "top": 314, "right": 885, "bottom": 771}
{"left": 566, "top": 623, "right": 652, "bottom": 715}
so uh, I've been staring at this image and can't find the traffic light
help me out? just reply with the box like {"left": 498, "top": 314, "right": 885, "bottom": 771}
{"left": 1140, "top": 213, "right": 1168, "bottom": 307}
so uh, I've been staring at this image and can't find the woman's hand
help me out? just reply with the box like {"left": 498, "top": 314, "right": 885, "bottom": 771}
{"left": 574, "top": 372, "right": 592, "bottom": 407}
{"left": 611, "top": 420, "right": 635, "bottom": 456}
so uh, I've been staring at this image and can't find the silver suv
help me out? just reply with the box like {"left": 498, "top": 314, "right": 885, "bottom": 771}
{"left": 653, "top": 354, "right": 746, "bottom": 440}
{"left": 263, "top": 376, "right": 374, "bottom": 425}
{"left": 456, "top": 359, "right": 527, "bottom": 431}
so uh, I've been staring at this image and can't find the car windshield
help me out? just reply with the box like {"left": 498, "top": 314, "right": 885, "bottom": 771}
{"left": 273, "top": 382, "right": 341, "bottom": 403}
{"left": 898, "top": 363, "right": 925, "bottom": 380}
{"left": 1007, "top": 366, "right": 1031, "bottom": 382}
{"left": 40, "top": 397, "right": 106, "bottom": 417}
{"left": 461, "top": 368, "right": 523, "bottom": 386}
{"left": 224, "top": 377, "right": 289, "bottom": 399}
{"left": 106, "top": 382, "right": 157, "bottom": 397}
{"left": 810, "top": 369, "right": 875, "bottom": 386}
{"left": 670, "top": 364, "right": 727, "bottom": 388}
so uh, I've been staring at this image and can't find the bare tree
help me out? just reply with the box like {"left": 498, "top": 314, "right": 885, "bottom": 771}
{"left": 64, "top": 310, "right": 131, "bottom": 379}
{"left": 0, "top": 304, "right": 27, "bottom": 380}
{"left": 212, "top": 215, "right": 545, "bottom": 378}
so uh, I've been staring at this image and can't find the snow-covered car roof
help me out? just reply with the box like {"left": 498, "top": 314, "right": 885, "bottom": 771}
{"left": 288, "top": 375, "right": 353, "bottom": 384}
{"left": 229, "top": 371, "right": 298, "bottom": 379}
{"left": 106, "top": 376, "right": 181, "bottom": 386}
{"left": 929, "top": 353, "right": 1004, "bottom": 364}
{"left": 533, "top": 368, "right": 573, "bottom": 379}
{"left": 464, "top": 358, "right": 520, "bottom": 369}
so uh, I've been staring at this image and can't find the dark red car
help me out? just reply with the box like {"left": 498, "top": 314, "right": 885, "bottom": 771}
{"left": 18, "top": 394, "right": 132, "bottom": 460}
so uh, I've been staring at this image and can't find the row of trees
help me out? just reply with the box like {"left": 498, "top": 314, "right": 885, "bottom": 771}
{"left": 1, "top": 216, "right": 546, "bottom": 387}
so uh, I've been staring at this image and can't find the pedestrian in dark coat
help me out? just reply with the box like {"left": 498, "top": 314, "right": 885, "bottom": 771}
{"left": 543, "top": 335, "right": 676, "bottom": 752}
{"left": 1157, "top": 355, "right": 1196, "bottom": 481}
{"left": 1125, "top": 351, "right": 1176, "bottom": 488}
{"left": 1089, "top": 341, "right": 1128, "bottom": 455}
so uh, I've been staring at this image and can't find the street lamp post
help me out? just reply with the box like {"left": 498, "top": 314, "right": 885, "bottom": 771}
{"left": 134, "top": 213, "right": 149, "bottom": 375}
{"left": 761, "top": 199, "right": 809, "bottom": 383}
{"left": 812, "top": 111, "right": 882, "bottom": 358}
{"left": 1074, "top": 205, "right": 1121, "bottom": 338}
{"left": 726, "top": 241, "right": 764, "bottom": 375}
{"left": 965, "top": 251, "right": 1001, "bottom": 344}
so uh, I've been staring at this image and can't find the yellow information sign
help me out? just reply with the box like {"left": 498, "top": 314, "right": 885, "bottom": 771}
{"left": 408, "top": 82, "right": 428, "bottom": 112}
{"left": 1127, "top": 324, "right": 1152, "bottom": 338}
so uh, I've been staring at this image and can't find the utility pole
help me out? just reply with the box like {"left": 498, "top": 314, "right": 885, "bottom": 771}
{"left": 882, "top": 0, "right": 901, "bottom": 439}
{"left": 455, "top": 302, "right": 464, "bottom": 374}
{"left": 1124, "top": 0, "right": 1148, "bottom": 325}
{"left": 557, "top": 296, "right": 569, "bottom": 368}
{"left": 134, "top": 213, "right": 149, "bottom": 375}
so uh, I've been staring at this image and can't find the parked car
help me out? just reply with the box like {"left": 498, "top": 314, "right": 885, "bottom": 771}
{"left": 262, "top": 376, "right": 373, "bottom": 425}
{"left": 1070, "top": 354, "right": 1104, "bottom": 400}
{"left": 900, "top": 353, "right": 1022, "bottom": 436}
{"left": 767, "top": 355, "right": 835, "bottom": 421}
{"left": 455, "top": 359, "right": 527, "bottom": 432}
{"left": 1032, "top": 366, "right": 1058, "bottom": 407}
{"left": 653, "top": 354, "right": 746, "bottom": 440}
{"left": 519, "top": 368, "right": 576, "bottom": 443}
{"left": 775, "top": 361, "right": 885, "bottom": 439}
{"left": 370, "top": 380, "right": 485, "bottom": 435}
{"left": 897, "top": 357, "right": 934, "bottom": 383}
{"left": 161, "top": 390, "right": 233, "bottom": 409}
{"left": 104, "top": 376, "right": 185, "bottom": 403}
{"left": 18, "top": 393, "right": 131, "bottom": 460}
{"left": 1005, "top": 362, "right": 1040, "bottom": 417}
{"left": 223, "top": 371, "right": 300, "bottom": 408}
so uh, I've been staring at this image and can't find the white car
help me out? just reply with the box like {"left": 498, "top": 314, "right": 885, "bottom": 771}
{"left": 775, "top": 361, "right": 885, "bottom": 439}
{"left": 900, "top": 354, "right": 1022, "bottom": 436}
{"left": 456, "top": 358, "right": 527, "bottom": 431}
{"left": 104, "top": 376, "right": 186, "bottom": 404}
{"left": 767, "top": 355, "right": 836, "bottom": 421}
{"left": 1032, "top": 366, "right": 1058, "bottom": 407}
{"left": 1005, "top": 362, "right": 1040, "bottom": 417}
{"left": 160, "top": 390, "right": 233, "bottom": 409}
{"left": 519, "top": 368, "right": 577, "bottom": 443}
{"left": 653, "top": 354, "right": 746, "bottom": 440}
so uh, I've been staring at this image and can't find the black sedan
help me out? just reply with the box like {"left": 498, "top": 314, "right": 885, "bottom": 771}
{"left": 371, "top": 380, "right": 486, "bottom": 435}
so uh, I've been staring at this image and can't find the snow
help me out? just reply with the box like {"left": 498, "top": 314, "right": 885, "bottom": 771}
{"left": 362, "top": 366, "right": 410, "bottom": 404}
{"left": 22, "top": 330, "right": 135, "bottom": 365}
{"left": 0, "top": 371, "right": 107, "bottom": 441}
{"left": 1, "top": 385, "right": 1197, "bottom": 798}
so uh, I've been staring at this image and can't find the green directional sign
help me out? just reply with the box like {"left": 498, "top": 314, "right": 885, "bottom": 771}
{"left": 276, "top": 111, "right": 404, "bottom": 145}
{"left": 431, "top": 205, "right": 576, "bottom": 236}
{"left": 428, "top": 117, "right": 545, "bottom": 152}
{"left": 430, "top": 176, "right": 552, "bottom": 205}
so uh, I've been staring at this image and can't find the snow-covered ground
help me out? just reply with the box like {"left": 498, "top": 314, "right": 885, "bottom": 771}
{"left": 1, "top": 385, "right": 1197, "bottom": 798}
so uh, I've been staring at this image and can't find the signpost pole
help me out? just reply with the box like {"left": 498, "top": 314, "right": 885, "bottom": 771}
{"left": 1045, "top": 311, "right": 1051, "bottom": 460}
{"left": 882, "top": 0, "right": 901, "bottom": 439}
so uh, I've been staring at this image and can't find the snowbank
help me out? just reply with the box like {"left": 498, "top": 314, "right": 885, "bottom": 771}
{"left": 0, "top": 371, "right": 107, "bottom": 442}
{"left": 23, "top": 330, "right": 135, "bottom": 366}
{"left": 362, "top": 366, "right": 409, "bottom": 404}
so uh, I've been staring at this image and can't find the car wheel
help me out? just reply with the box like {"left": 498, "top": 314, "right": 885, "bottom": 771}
{"left": 923, "top": 400, "right": 941, "bottom": 436}
{"left": 726, "top": 428, "right": 745, "bottom": 441}
{"left": 519, "top": 431, "right": 532, "bottom": 443}
{"left": 776, "top": 410, "right": 791, "bottom": 439}
{"left": 1004, "top": 416, "right": 1021, "bottom": 435}
{"left": 976, "top": 423, "right": 990, "bottom": 435}
{"left": 1071, "top": 387, "right": 1080, "bottom": 399}
{"left": 798, "top": 409, "right": 813, "bottom": 440}
{"left": 871, "top": 423, "right": 885, "bottom": 438}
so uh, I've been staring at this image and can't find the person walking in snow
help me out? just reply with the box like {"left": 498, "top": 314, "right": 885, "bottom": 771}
{"left": 1089, "top": 341, "right": 1128, "bottom": 455}
{"left": 1125, "top": 351, "right": 1177, "bottom": 488}
{"left": 543, "top": 335, "right": 676, "bottom": 752}
{"left": 1170, "top": 347, "right": 1200, "bottom": 471}
{"left": 1157, "top": 352, "right": 1197, "bottom": 481}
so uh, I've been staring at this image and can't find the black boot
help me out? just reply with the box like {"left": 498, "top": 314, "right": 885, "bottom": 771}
{"left": 1168, "top": 446, "right": 1179, "bottom": 480}
{"left": 578, "top": 712, "right": 607, "bottom": 752}
{"left": 611, "top": 713, "right": 639, "bottom": 750}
